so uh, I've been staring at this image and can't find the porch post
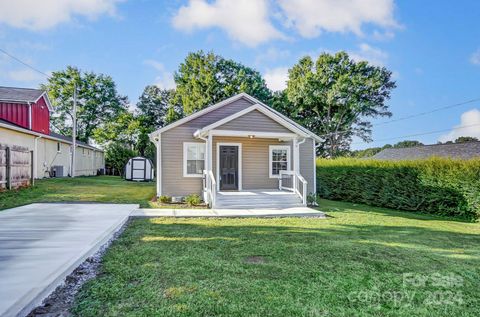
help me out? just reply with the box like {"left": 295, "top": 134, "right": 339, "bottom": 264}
{"left": 293, "top": 138, "right": 299, "bottom": 192}
{"left": 207, "top": 132, "right": 213, "bottom": 172}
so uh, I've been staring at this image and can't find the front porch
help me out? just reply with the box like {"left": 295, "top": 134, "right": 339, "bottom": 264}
{"left": 200, "top": 130, "right": 310, "bottom": 209}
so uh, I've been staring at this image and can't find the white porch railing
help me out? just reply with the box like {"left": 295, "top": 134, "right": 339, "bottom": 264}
{"left": 203, "top": 170, "right": 217, "bottom": 208}
{"left": 278, "top": 170, "right": 308, "bottom": 206}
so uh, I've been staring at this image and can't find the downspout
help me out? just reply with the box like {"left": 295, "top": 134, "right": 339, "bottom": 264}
{"left": 33, "top": 135, "right": 42, "bottom": 179}
{"left": 28, "top": 102, "right": 32, "bottom": 130}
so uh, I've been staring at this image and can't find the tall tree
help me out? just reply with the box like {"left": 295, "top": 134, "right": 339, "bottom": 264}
{"left": 135, "top": 85, "right": 182, "bottom": 157}
{"left": 174, "top": 50, "right": 272, "bottom": 115}
{"left": 92, "top": 111, "right": 140, "bottom": 150}
{"left": 42, "top": 66, "right": 128, "bottom": 143}
{"left": 285, "top": 52, "right": 396, "bottom": 157}
{"left": 136, "top": 85, "right": 174, "bottom": 129}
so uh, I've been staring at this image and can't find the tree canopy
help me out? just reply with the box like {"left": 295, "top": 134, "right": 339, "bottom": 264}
{"left": 454, "top": 136, "right": 479, "bottom": 143}
{"left": 174, "top": 51, "right": 272, "bottom": 115}
{"left": 393, "top": 140, "right": 424, "bottom": 148}
{"left": 284, "top": 52, "right": 396, "bottom": 157}
{"left": 351, "top": 140, "right": 424, "bottom": 158}
{"left": 42, "top": 66, "right": 128, "bottom": 143}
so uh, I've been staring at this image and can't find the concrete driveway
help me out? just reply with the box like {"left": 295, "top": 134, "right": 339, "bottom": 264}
{"left": 0, "top": 203, "right": 137, "bottom": 317}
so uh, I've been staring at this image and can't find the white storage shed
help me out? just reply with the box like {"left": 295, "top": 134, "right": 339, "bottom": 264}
{"left": 124, "top": 157, "right": 154, "bottom": 181}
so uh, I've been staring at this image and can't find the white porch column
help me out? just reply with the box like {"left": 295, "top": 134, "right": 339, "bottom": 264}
{"left": 156, "top": 135, "right": 162, "bottom": 197}
{"left": 293, "top": 138, "right": 299, "bottom": 192}
{"left": 207, "top": 132, "right": 213, "bottom": 172}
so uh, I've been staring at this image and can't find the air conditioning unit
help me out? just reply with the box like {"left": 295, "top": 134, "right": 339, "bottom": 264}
{"left": 51, "top": 165, "right": 64, "bottom": 178}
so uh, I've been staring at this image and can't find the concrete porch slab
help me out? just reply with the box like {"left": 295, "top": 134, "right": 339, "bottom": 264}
{"left": 132, "top": 207, "right": 325, "bottom": 218}
{"left": 0, "top": 203, "right": 137, "bottom": 317}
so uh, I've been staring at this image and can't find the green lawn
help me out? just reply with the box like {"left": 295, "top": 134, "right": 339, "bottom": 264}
{"left": 0, "top": 176, "right": 156, "bottom": 210}
{"left": 72, "top": 200, "right": 480, "bottom": 317}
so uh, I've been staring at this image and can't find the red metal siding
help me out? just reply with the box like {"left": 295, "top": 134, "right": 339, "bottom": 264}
{"left": 0, "top": 101, "right": 29, "bottom": 129}
{"left": 31, "top": 97, "right": 50, "bottom": 134}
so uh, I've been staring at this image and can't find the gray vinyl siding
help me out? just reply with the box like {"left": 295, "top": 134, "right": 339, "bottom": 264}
{"left": 212, "top": 136, "right": 293, "bottom": 190}
{"left": 299, "top": 138, "right": 315, "bottom": 194}
{"left": 161, "top": 97, "right": 254, "bottom": 196}
{"left": 217, "top": 110, "right": 293, "bottom": 133}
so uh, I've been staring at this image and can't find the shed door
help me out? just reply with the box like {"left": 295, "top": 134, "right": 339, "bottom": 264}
{"left": 219, "top": 146, "right": 238, "bottom": 190}
{"left": 131, "top": 159, "right": 145, "bottom": 180}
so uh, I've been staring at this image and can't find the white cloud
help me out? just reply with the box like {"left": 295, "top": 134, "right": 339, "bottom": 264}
{"left": 172, "top": 0, "right": 284, "bottom": 47}
{"left": 470, "top": 49, "right": 480, "bottom": 65}
{"left": 264, "top": 67, "right": 289, "bottom": 91}
{"left": 278, "top": 0, "right": 397, "bottom": 38}
{"left": 348, "top": 43, "right": 388, "bottom": 67}
{"left": 7, "top": 69, "right": 45, "bottom": 82}
{"left": 144, "top": 59, "right": 175, "bottom": 90}
{"left": 0, "top": 0, "right": 122, "bottom": 31}
{"left": 438, "top": 109, "right": 480, "bottom": 142}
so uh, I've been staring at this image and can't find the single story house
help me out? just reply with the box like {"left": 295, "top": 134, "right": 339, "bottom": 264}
{"left": 149, "top": 93, "right": 322, "bottom": 208}
{"left": 372, "top": 141, "right": 480, "bottom": 160}
{"left": 0, "top": 86, "right": 104, "bottom": 179}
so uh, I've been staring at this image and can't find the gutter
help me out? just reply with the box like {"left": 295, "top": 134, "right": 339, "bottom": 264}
{"left": 33, "top": 135, "right": 42, "bottom": 179}
{"left": 27, "top": 102, "right": 32, "bottom": 130}
{"left": 0, "top": 122, "right": 103, "bottom": 152}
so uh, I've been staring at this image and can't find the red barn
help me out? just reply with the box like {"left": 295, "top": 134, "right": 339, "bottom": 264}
{"left": 0, "top": 86, "right": 51, "bottom": 134}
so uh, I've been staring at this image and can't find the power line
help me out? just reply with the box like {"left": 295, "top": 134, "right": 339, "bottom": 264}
{"left": 0, "top": 47, "right": 50, "bottom": 78}
{"left": 317, "top": 97, "right": 480, "bottom": 138}
{"left": 351, "top": 123, "right": 480, "bottom": 145}
{"left": 375, "top": 97, "right": 480, "bottom": 126}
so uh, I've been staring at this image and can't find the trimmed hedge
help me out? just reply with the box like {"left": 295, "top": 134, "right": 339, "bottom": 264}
{"left": 316, "top": 158, "right": 480, "bottom": 220}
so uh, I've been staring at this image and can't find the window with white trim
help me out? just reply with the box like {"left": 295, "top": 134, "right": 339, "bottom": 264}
{"left": 269, "top": 145, "right": 290, "bottom": 178}
{"left": 183, "top": 142, "right": 206, "bottom": 177}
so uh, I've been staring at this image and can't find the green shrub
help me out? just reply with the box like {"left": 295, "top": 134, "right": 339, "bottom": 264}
{"left": 159, "top": 195, "right": 171, "bottom": 203}
{"left": 316, "top": 157, "right": 480, "bottom": 220}
{"left": 185, "top": 194, "right": 202, "bottom": 207}
{"left": 307, "top": 193, "right": 318, "bottom": 206}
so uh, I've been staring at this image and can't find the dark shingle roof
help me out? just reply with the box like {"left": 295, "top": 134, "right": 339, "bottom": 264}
{"left": 372, "top": 142, "right": 480, "bottom": 160}
{"left": 0, "top": 119, "right": 102, "bottom": 151}
{"left": 49, "top": 132, "right": 98, "bottom": 149}
{"left": 0, "top": 86, "right": 45, "bottom": 103}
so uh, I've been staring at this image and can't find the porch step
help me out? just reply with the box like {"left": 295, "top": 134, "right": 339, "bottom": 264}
{"left": 214, "top": 189, "right": 304, "bottom": 209}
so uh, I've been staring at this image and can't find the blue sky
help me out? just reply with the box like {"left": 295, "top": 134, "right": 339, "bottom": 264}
{"left": 1, "top": 0, "right": 479, "bottom": 149}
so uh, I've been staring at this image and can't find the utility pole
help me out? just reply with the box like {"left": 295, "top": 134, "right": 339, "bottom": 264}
{"left": 71, "top": 83, "right": 77, "bottom": 178}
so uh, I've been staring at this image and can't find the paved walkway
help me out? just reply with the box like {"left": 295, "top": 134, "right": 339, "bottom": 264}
{"left": 0, "top": 203, "right": 137, "bottom": 317}
{"left": 132, "top": 207, "right": 325, "bottom": 218}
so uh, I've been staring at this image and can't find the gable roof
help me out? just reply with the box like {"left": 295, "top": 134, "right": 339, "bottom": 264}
{"left": 194, "top": 104, "right": 309, "bottom": 138}
{"left": 149, "top": 93, "right": 322, "bottom": 141}
{"left": 372, "top": 141, "right": 480, "bottom": 160}
{"left": 0, "top": 86, "right": 54, "bottom": 111}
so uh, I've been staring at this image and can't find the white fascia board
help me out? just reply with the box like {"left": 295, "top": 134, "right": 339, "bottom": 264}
{"left": 196, "top": 104, "right": 309, "bottom": 138}
{"left": 36, "top": 92, "right": 54, "bottom": 111}
{"left": 149, "top": 93, "right": 251, "bottom": 138}
{"left": 148, "top": 92, "right": 323, "bottom": 142}
{"left": 238, "top": 94, "right": 323, "bottom": 142}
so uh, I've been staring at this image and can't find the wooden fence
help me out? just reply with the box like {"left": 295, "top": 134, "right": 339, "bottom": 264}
{"left": 0, "top": 144, "right": 34, "bottom": 190}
